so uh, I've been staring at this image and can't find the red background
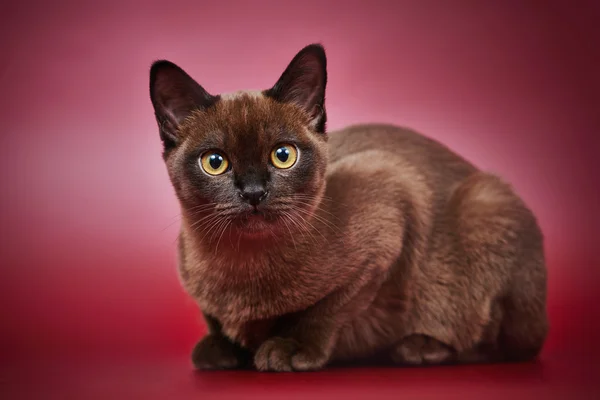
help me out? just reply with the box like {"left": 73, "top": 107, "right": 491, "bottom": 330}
{"left": 1, "top": 0, "right": 599, "bottom": 398}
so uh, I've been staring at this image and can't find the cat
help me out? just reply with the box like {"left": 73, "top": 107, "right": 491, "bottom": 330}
{"left": 149, "top": 44, "right": 548, "bottom": 372}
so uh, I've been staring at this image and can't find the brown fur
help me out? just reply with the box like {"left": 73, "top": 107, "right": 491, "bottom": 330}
{"left": 149, "top": 44, "right": 548, "bottom": 371}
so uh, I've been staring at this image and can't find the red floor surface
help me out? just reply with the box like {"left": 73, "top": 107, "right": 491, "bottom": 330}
{"left": 1, "top": 1, "right": 599, "bottom": 399}
{"left": 2, "top": 355, "right": 599, "bottom": 400}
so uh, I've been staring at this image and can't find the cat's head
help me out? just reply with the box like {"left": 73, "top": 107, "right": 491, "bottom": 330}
{"left": 149, "top": 44, "right": 329, "bottom": 240}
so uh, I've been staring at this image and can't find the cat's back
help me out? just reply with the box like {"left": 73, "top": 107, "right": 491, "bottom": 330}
{"left": 327, "top": 124, "right": 477, "bottom": 190}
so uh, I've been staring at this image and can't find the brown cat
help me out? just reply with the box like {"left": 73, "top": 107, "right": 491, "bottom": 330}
{"left": 149, "top": 44, "right": 548, "bottom": 371}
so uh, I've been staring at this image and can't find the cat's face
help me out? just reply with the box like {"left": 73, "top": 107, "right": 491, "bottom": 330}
{"left": 149, "top": 45, "right": 328, "bottom": 240}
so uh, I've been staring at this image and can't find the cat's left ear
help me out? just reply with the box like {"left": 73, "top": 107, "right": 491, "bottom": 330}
{"left": 265, "top": 44, "right": 328, "bottom": 133}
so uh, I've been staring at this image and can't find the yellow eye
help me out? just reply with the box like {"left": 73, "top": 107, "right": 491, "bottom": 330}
{"left": 270, "top": 144, "right": 298, "bottom": 169}
{"left": 200, "top": 151, "right": 229, "bottom": 175}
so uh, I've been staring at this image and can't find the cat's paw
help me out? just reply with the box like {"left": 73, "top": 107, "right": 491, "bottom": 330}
{"left": 192, "top": 334, "right": 246, "bottom": 370}
{"left": 392, "top": 334, "right": 455, "bottom": 365}
{"left": 254, "top": 337, "right": 328, "bottom": 372}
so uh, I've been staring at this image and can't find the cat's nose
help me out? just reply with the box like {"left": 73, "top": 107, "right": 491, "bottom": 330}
{"left": 239, "top": 186, "right": 268, "bottom": 206}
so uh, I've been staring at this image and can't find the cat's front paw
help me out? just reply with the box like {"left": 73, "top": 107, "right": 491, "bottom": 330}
{"left": 192, "top": 334, "right": 247, "bottom": 370}
{"left": 392, "top": 334, "right": 455, "bottom": 365}
{"left": 254, "top": 337, "right": 328, "bottom": 372}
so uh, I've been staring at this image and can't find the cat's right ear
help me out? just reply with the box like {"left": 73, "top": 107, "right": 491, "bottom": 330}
{"left": 149, "top": 60, "right": 218, "bottom": 148}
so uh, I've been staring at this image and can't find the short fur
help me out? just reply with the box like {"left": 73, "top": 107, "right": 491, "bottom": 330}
{"left": 149, "top": 44, "right": 548, "bottom": 372}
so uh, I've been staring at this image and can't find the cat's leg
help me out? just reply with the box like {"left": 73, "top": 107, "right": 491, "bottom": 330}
{"left": 252, "top": 321, "right": 336, "bottom": 372}
{"left": 393, "top": 300, "right": 504, "bottom": 365}
{"left": 391, "top": 334, "right": 455, "bottom": 365}
{"left": 254, "top": 272, "right": 387, "bottom": 372}
{"left": 393, "top": 172, "right": 547, "bottom": 365}
{"left": 192, "top": 313, "right": 252, "bottom": 370}
{"left": 497, "top": 264, "right": 548, "bottom": 362}
{"left": 454, "top": 277, "right": 548, "bottom": 364}
{"left": 462, "top": 174, "right": 548, "bottom": 362}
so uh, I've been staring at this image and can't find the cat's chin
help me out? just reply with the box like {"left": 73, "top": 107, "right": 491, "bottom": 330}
{"left": 233, "top": 214, "right": 279, "bottom": 239}
{"left": 237, "top": 228, "right": 274, "bottom": 239}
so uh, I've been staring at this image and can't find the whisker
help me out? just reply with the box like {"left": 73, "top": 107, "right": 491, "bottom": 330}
{"left": 292, "top": 205, "right": 342, "bottom": 233}
{"left": 290, "top": 199, "right": 341, "bottom": 221}
{"left": 204, "top": 215, "right": 226, "bottom": 244}
{"left": 186, "top": 203, "right": 219, "bottom": 212}
{"left": 295, "top": 211, "right": 327, "bottom": 241}
{"left": 187, "top": 205, "right": 237, "bottom": 220}
{"left": 236, "top": 229, "right": 242, "bottom": 253}
{"left": 214, "top": 218, "right": 231, "bottom": 256}
{"left": 281, "top": 200, "right": 342, "bottom": 234}
{"left": 161, "top": 215, "right": 182, "bottom": 232}
{"left": 189, "top": 212, "right": 223, "bottom": 231}
{"left": 194, "top": 213, "right": 222, "bottom": 240}
{"left": 214, "top": 204, "right": 237, "bottom": 211}
{"left": 279, "top": 213, "right": 298, "bottom": 252}
{"left": 284, "top": 208, "right": 322, "bottom": 244}
{"left": 292, "top": 193, "right": 343, "bottom": 206}
{"left": 280, "top": 210, "right": 317, "bottom": 246}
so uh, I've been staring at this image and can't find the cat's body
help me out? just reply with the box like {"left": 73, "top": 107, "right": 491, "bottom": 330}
{"left": 150, "top": 45, "right": 548, "bottom": 371}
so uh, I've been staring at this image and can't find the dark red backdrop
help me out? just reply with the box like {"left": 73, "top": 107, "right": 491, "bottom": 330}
{"left": 1, "top": 1, "right": 599, "bottom": 398}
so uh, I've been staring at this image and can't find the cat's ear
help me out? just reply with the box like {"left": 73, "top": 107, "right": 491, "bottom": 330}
{"left": 265, "top": 44, "right": 328, "bottom": 133}
{"left": 149, "top": 60, "right": 218, "bottom": 148}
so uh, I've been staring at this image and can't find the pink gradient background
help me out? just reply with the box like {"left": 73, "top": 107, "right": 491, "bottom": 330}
{"left": 1, "top": 0, "right": 599, "bottom": 398}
